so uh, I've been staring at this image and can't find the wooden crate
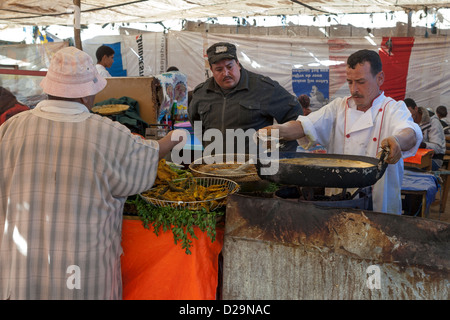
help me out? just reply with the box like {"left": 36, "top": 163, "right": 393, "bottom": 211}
{"left": 94, "top": 76, "right": 158, "bottom": 124}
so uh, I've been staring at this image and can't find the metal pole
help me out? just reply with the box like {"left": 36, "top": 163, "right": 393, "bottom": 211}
{"left": 73, "top": 0, "right": 82, "bottom": 50}
{"left": 407, "top": 10, "right": 413, "bottom": 37}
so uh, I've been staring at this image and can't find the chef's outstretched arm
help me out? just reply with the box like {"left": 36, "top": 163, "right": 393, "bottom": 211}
{"left": 380, "top": 128, "right": 417, "bottom": 164}
{"left": 260, "top": 120, "right": 306, "bottom": 141}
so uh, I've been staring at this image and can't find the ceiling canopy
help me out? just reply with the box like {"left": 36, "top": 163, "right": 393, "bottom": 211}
{"left": 1, "top": 0, "right": 449, "bottom": 26}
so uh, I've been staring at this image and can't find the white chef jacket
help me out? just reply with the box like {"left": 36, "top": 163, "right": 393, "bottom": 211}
{"left": 0, "top": 100, "right": 159, "bottom": 299}
{"left": 297, "top": 92, "right": 422, "bottom": 214}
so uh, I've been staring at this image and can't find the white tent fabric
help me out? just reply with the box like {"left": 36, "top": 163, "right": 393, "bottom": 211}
{"left": 0, "top": 42, "right": 67, "bottom": 104}
{"left": 82, "top": 30, "right": 450, "bottom": 108}
{"left": 1, "top": 30, "right": 449, "bottom": 110}
{"left": 82, "top": 33, "right": 166, "bottom": 76}
{"left": 1, "top": 0, "right": 449, "bottom": 26}
{"left": 405, "top": 38, "right": 450, "bottom": 107}
{"left": 165, "top": 31, "right": 450, "bottom": 108}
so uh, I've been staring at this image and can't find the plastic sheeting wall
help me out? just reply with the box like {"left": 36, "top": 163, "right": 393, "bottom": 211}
{"left": 82, "top": 33, "right": 166, "bottom": 77}
{"left": 405, "top": 38, "right": 450, "bottom": 109}
{"left": 166, "top": 31, "right": 450, "bottom": 110}
{"left": 0, "top": 42, "right": 67, "bottom": 105}
{"left": 2, "top": 31, "right": 450, "bottom": 111}
{"left": 86, "top": 31, "right": 450, "bottom": 110}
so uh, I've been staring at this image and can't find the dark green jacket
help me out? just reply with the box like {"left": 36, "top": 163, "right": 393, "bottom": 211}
{"left": 188, "top": 67, "right": 302, "bottom": 153}
{"left": 94, "top": 96, "right": 148, "bottom": 136}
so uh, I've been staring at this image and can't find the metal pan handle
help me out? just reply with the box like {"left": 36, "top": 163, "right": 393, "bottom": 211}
{"left": 376, "top": 147, "right": 389, "bottom": 180}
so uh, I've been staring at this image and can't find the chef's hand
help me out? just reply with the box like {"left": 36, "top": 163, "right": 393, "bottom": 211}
{"left": 380, "top": 136, "right": 402, "bottom": 164}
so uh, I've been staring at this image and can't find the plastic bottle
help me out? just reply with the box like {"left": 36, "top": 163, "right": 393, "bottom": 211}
{"left": 170, "top": 100, "right": 177, "bottom": 130}
{"left": 177, "top": 104, "right": 183, "bottom": 121}
{"left": 183, "top": 105, "right": 188, "bottom": 121}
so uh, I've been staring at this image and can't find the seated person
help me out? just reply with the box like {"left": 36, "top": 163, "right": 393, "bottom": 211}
{"left": 0, "top": 86, "right": 30, "bottom": 126}
{"left": 405, "top": 98, "right": 446, "bottom": 170}
{"left": 436, "top": 105, "right": 450, "bottom": 134}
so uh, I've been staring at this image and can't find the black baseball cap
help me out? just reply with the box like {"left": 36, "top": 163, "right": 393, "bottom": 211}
{"left": 207, "top": 42, "right": 237, "bottom": 64}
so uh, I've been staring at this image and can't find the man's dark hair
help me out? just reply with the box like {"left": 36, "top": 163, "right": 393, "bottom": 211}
{"left": 298, "top": 94, "right": 310, "bottom": 108}
{"left": 347, "top": 49, "right": 382, "bottom": 77}
{"left": 436, "top": 105, "right": 448, "bottom": 118}
{"left": 96, "top": 45, "right": 115, "bottom": 63}
{"left": 403, "top": 98, "right": 417, "bottom": 109}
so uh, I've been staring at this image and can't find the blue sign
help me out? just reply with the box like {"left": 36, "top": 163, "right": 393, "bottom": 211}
{"left": 105, "top": 42, "right": 127, "bottom": 77}
{"left": 292, "top": 68, "right": 329, "bottom": 111}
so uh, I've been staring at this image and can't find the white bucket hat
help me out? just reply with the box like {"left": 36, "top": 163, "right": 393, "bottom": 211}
{"left": 40, "top": 46, "right": 107, "bottom": 98}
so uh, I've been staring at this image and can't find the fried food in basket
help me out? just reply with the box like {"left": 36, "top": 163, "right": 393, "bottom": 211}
{"left": 143, "top": 177, "right": 226, "bottom": 201}
{"left": 144, "top": 160, "right": 239, "bottom": 211}
{"left": 142, "top": 176, "right": 237, "bottom": 211}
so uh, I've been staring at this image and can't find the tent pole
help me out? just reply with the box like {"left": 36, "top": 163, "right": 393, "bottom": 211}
{"left": 73, "top": 0, "right": 82, "bottom": 50}
{"left": 407, "top": 10, "right": 413, "bottom": 37}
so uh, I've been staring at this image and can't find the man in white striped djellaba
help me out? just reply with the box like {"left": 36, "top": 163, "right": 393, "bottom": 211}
{"left": 0, "top": 46, "right": 186, "bottom": 299}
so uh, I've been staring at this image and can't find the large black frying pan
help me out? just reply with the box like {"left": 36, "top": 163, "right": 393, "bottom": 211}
{"left": 256, "top": 150, "right": 388, "bottom": 188}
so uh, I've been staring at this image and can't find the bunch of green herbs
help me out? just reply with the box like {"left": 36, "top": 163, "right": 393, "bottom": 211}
{"left": 129, "top": 195, "right": 224, "bottom": 255}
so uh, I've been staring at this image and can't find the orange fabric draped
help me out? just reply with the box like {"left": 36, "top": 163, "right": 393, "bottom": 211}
{"left": 404, "top": 148, "right": 434, "bottom": 165}
{"left": 121, "top": 218, "right": 224, "bottom": 300}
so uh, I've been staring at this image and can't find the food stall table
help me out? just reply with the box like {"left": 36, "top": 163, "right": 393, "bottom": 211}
{"left": 401, "top": 169, "right": 439, "bottom": 217}
{"left": 121, "top": 217, "right": 224, "bottom": 300}
{"left": 432, "top": 170, "right": 450, "bottom": 216}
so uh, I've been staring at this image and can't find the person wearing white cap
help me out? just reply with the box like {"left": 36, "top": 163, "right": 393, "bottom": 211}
{"left": 0, "top": 46, "right": 186, "bottom": 299}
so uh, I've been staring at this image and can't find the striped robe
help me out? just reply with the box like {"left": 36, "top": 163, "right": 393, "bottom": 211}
{"left": 0, "top": 100, "right": 159, "bottom": 299}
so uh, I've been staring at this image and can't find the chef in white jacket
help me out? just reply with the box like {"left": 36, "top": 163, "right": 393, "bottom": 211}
{"left": 260, "top": 49, "right": 422, "bottom": 214}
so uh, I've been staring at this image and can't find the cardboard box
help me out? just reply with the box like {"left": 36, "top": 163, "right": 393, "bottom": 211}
{"left": 94, "top": 76, "right": 158, "bottom": 124}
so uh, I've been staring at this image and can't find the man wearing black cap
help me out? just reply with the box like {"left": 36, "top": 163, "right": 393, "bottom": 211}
{"left": 188, "top": 42, "right": 302, "bottom": 154}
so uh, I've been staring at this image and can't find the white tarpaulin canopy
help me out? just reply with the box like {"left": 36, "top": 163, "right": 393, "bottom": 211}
{"left": 1, "top": 0, "right": 449, "bottom": 26}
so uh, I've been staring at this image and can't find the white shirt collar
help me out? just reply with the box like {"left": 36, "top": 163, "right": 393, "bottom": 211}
{"left": 348, "top": 91, "right": 386, "bottom": 111}
{"left": 32, "top": 99, "right": 92, "bottom": 122}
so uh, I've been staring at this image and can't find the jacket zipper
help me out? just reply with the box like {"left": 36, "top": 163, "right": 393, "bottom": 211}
{"left": 221, "top": 96, "right": 227, "bottom": 133}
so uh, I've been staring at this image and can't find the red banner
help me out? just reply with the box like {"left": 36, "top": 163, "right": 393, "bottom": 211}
{"left": 379, "top": 37, "right": 415, "bottom": 101}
